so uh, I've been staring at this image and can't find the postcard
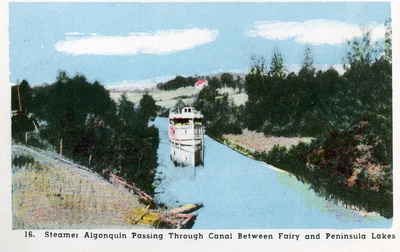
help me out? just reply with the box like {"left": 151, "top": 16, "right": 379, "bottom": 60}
{"left": 1, "top": 0, "right": 399, "bottom": 251}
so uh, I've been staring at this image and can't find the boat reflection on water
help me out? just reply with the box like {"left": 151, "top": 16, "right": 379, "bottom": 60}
{"left": 168, "top": 106, "right": 205, "bottom": 169}
{"left": 170, "top": 143, "right": 204, "bottom": 167}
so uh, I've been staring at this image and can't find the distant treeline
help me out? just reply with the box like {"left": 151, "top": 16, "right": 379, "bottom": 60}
{"left": 12, "top": 72, "right": 159, "bottom": 194}
{"left": 156, "top": 73, "right": 243, "bottom": 91}
{"left": 187, "top": 23, "right": 392, "bottom": 217}
{"left": 157, "top": 76, "right": 198, "bottom": 90}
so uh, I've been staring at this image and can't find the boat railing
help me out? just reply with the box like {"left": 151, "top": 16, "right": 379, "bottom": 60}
{"left": 172, "top": 122, "right": 203, "bottom": 127}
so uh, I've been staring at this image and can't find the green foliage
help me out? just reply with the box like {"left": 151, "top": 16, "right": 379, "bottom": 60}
{"left": 11, "top": 80, "right": 37, "bottom": 141}
{"left": 109, "top": 95, "right": 159, "bottom": 191}
{"left": 157, "top": 73, "right": 242, "bottom": 91}
{"left": 384, "top": 19, "right": 392, "bottom": 63}
{"left": 157, "top": 75, "right": 198, "bottom": 90}
{"left": 220, "top": 72, "right": 240, "bottom": 89}
{"left": 244, "top": 28, "right": 392, "bottom": 217}
{"left": 12, "top": 115, "right": 35, "bottom": 142}
{"left": 193, "top": 86, "right": 242, "bottom": 137}
{"left": 12, "top": 154, "right": 34, "bottom": 168}
{"left": 244, "top": 30, "right": 391, "bottom": 138}
{"left": 12, "top": 80, "right": 33, "bottom": 113}
{"left": 172, "top": 98, "right": 187, "bottom": 113}
{"left": 261, "top": 123, "right": 392, "bottom": 218}
{"left": 269, "top": 48, "right": 286, "bottom": 79}
{"left": 139, "top": 93, "right": 158, "bottom": 122}
{"left": 13, "top": 72, "right": 160, "bottom": 195}
{"left": 300, "top": 46, "right": 315, "bottom": 74}
{"left": 345, "top": 31, "right": 379, "bottom": 68}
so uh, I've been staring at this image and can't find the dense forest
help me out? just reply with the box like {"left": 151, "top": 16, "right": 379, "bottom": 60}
{"left": 247, "top": 26, "right": 392, "bottom": 217}
{"left": 173, "top": 22, "right": 392, "bottom": 217}
{"left": 12, "top": 72, "right": 159, "bottom": 194}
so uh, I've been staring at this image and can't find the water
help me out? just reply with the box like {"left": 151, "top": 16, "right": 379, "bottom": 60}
{"left": 153, "top": 117, "right": 391, "bottom": 229}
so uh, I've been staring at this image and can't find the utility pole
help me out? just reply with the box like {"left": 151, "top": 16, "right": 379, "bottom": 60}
{"left": 17, "top": 84, "right": 22, "bottom": 112}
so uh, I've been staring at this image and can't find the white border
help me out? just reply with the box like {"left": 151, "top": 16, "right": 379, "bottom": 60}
{"left": 1, "top": 1, "right": 399, "bottom": 251}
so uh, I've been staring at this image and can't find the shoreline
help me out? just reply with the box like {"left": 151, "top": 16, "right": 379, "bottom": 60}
{"left": 215, "top": 135, "right": 381, "bottom": 218}
{"left": 12, "top": 143, "right": 197, "bottom": 229}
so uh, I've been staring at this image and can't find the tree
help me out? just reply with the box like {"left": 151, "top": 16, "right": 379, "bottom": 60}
{"left": 208, "top": 76, "right": 222, "bottom": 89}
{"left": 298, "top": 46, "right": 315, "bottom": 78}
{"left": 12, "top": 114, "right": 35, "bottom": 142}
{"left": 249, "top": 55, "right": 267, "bottom": 74}
{"left": 11, "top": 80, "right": 35, "bottom": 143}
{"left": 341, "top": 28, "right": 392, "bottom": 167}
{"left": 220, "top": 73, "right": 234, "bottom": 88}
{"left": 16, "top": 72, "right": 160, "bottom": 195}
{"left": 117, "top": 93, "right": 138, "bottom": 127}
{"left": 12, "top": 80, "right": 32, "bottom": 113}
{"left": 112, "top": 93, "right": 159, "bottom": 192}
{"left": 244, "top": 56, "right": 269, "bottom": 130}
{"left": 344, "top": 30, "right": 379, "bottom": 69}
{"left": 173, "top": 99, "right": 186, "bottom": 112}
{"left": 269, "top": 48, "right": 286, "bottom": 79}
{"left": 40, "top": 72, "right": 116, "bottom": 156}
{"left": 157, "top": 75, "right": 198, "bottom": 90}
{"left": 384, "top": 18, "right": 392, "bottom": 63}
{"left": 138, "top": 93, "right": 158, "bottom": 122}
{"left": 236, "top": 76, "right": 243, "bottom": 92}
{"left": 194, "top": 85, "right": 241, "bottom": 137}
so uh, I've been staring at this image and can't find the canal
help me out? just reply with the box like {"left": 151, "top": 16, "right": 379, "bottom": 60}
{"left": 153, "top": 117, "right": 391, "bottom": 229}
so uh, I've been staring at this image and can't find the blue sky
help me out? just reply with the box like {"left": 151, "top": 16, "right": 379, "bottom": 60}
{"left": 9, "top": 2, "right": 390, "bottom": 87}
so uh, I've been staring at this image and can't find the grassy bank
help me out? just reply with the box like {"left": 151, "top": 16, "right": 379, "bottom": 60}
{"left": 12, "top": 144, "right": 151, "bottom": 229}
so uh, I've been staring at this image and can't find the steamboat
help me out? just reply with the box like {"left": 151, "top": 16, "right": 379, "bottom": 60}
{"left": 168, "top": 106, "right": 204, "bottom": 146}
{"left": 168, "top": 107, "right": 205, "bottom": 166}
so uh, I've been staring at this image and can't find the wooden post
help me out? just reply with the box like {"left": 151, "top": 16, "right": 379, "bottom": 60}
{"left": 59, "top": 137, "right": 63, "bottom": 155}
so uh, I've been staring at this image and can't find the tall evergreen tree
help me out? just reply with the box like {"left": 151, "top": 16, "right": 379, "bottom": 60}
{"left": 269, "top": 48, "right": 286, "bottom": 79}
{"left": 384, "top": 18, "right": 392, "bottom": 63}
{"left": 299, "top": 46, "right": 315, "bottom": 77}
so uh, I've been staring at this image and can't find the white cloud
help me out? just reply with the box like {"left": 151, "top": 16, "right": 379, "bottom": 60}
{"left": 248, "top": 19, "right": 385, "bottom": 45}
{"left": 56, "top": 28, "right": 218, "bottom": 55}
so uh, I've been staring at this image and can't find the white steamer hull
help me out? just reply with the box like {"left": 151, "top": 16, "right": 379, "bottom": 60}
{"left": 168, "top": 126, "right": 204, "bottom": 146}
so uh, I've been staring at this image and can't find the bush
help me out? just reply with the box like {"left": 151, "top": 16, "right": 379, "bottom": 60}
{"left": 260, "top": 122, "right": 392, "bottom": 218}
{"left": 12, "top": 155, "right": 35, "bottom": 169}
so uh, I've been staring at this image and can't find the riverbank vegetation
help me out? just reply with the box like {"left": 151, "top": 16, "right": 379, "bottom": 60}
{"left": 250, "top": 26, "right": 392, "bottom": 218}
{"left": 12, "top": 72, "right": 159, "bottom": 194}
{"left": 188, "top": 22, "right": 392, "bottom": 218}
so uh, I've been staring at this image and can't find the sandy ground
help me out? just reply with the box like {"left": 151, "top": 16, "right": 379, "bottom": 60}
{"left": 223, "top": 129, "right": 314, "bottom": 153}
{"left": 110, "top": 86, "right": 248, "bottom": 109}
{"left": 12, "top": 144, "right": 150, "bottom": 229}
